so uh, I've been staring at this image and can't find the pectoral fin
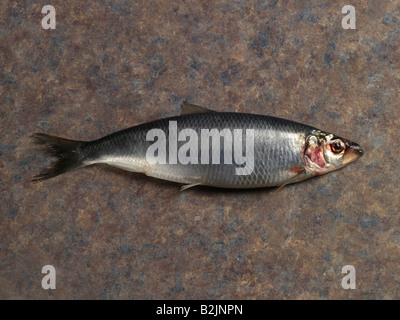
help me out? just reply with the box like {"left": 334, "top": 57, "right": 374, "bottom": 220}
{"left": 275, "top": 169, "right": 307, "bottom": 192}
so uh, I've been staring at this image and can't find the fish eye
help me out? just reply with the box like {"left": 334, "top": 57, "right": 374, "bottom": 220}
{"left": 329, "top": 139, "right": 345, "bottom": 154}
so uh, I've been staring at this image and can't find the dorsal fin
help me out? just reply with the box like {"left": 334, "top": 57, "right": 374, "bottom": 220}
{"left": 180, "top": 101, "right": 216, "bottom": 115}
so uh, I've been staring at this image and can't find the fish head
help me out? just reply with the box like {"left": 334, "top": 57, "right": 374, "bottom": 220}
{"left": 303, "top": 130, "right": 364, "bottom": 175}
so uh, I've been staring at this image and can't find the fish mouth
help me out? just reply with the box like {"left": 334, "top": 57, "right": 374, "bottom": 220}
{"left": 342, "top": 141, "right": 364, "bottom": 165}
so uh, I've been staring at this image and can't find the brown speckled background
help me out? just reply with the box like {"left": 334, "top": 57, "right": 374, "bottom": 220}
{"left": 1, "top": 0, "right": 400, "bottom": 299}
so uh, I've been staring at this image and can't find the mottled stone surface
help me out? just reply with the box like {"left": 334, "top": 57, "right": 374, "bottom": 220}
{"left": 1, "top": 0, "right": 400, "bottom": 299}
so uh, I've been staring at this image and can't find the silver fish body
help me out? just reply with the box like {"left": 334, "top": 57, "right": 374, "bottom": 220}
{"left": 32, "top": 103, "right": 363, "bottom": 189}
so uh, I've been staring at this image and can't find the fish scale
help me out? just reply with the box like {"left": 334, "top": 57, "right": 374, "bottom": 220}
{"left": 80, "top": 112, "right": 313, "bottom": 188}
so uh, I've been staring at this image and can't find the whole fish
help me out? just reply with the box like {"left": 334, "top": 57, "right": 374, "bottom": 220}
{"left": 32, "top": 102, "right": 363, "bottom": 189}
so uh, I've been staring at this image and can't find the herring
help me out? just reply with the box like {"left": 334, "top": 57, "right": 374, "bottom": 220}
{"left": 32, "top": 101, "right": 364, "bottom": 190}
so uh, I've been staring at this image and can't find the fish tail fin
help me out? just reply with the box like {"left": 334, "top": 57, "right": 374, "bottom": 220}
{"left": 31, "top": 133, "right": 87, "bottom": 183}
